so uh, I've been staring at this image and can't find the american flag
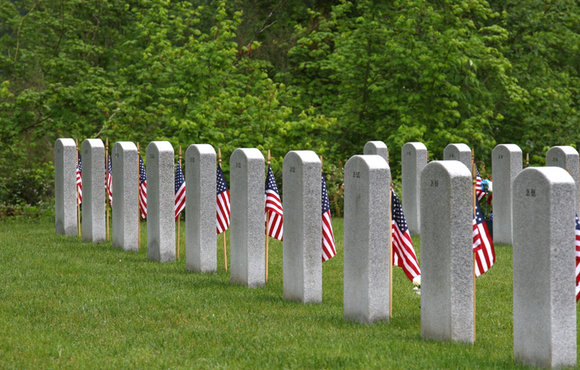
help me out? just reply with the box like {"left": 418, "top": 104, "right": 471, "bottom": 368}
{"left": 138, "top": 155, "right": 147, "bottom": 219}
{"left": 473, "top": 198, "right": 495, "bottom": 276}
{"left": 106, "top": 154, "right": 113, "bottom": 207}
{"left": 76, "top": 152, "right": 82, "bottom": 205}
{"left": 475, "top": 168, "right": 486, "bottom": 201}
{"left": 216, "top": 166, "right": 231, "bottom": 235}
{"left": 321, "top": 174, "right": 336, "bottom": 262}
{"left": 391, "top": 191, "right": 421, "bottom": 281}
{"left": 174, "top": 161, "right": 186, "bottom": 221}
{"left": 265, "top": 165, "right": 283, "bottom": 240}
{"left": 575, "top": 214, "right": 580, "bottom": 301}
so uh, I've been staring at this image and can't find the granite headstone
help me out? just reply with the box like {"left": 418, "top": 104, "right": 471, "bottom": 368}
{"left": 283, "top": 151, "right": 322, "bottom": 303}
{"left": 81, "top": 139, "right": 106, "bottom": 243}
{"left": 401, "top": 142, "right": 428, "bottom": 235}
{"left": 55, "top": 138, "right": 78, "bottom": 236}
{"left": 112, "top": 141, "right": 139, "bottom": 252}
{"left": 344, "top": 155, "right": 390, "bottom": 323}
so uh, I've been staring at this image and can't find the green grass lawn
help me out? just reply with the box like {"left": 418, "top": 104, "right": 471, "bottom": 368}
{"left": 0, "top": 218, "right": 577, "bottom": 369}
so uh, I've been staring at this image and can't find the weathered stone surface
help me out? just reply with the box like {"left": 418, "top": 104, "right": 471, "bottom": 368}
{"left": 185, "top": 144, "right": 217, "bottom": 273}
{"left": 146, "top": 141, "right": 176, "bottom": 262}
{"left": 512, "top": 167, "right": 576, "bottom": 369}
{"left": 546, "top": 146, "right": 580, "bottom": 214}
{"left": 420, "top": 160, "right": 474, "bottom": 343}
{"left": 283, "top": 151, "right": 322, "bottom": 303}
{"left": 344, "top": 155, "right": 390, "bottom": 324}
{"left": 363, "top": 141, "right": 388, "bottom": 162}
{"left": 81, "top": 139, "right": 106, "bottom": 243}
{"left": 443, "top": 143, "right": 471, "bottom": 170}
{"left": 491, "top": 144, "right": 522, "bottom": 245}
{"left": 55, "top": 138, "right": 78, "bottom": 236}
{"left": 401, "top": 142, "right": 428, "bottom": 235}
{"left": 112, "top": 141, "right": 139, "bottom": 252}
{"left": 230, "top": 148, "right": 265, "bottom": 287}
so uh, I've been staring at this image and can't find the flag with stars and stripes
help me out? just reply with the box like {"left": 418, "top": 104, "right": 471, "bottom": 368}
{"left": 105, "top": 154, "right": 113, "bottom": 207}
{"left": 391, "top": 191, "right": 421, "bottom": 281}
{"left": 174, "top": 161, "right": 186, "bottom": 221}
{"left": 575, "top": 214, "right": 580, "bottom": 301}
{"left": 265, "top": 165, "right": 283, "bottom": 240}
{"left": 138, "top": 155, "right": 147, "bottom": 219}
{"left": 475, "top": 168, "right": 486, "bottom": 201}
{"left": 321, "top": 174, "right": 336, "bottom": 262}
{"left": 76, "top": 152, "right": 82, "bottom": 205}
{"left": 216, "top": 166, "right": 231, "bottom": 235}
{"left": 473, "top": 198, "right": 495, "bottom": 276}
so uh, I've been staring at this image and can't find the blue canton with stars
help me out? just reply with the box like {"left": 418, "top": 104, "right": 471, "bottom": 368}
{"left": 321, "top": 174, "right": 330, "bottom": 214}
{"left": 175, "top": 162, "right": 185, "bottom": 193}
{"left": 391, "top": 192, "right": 408, "bottom": 233}
{"left": 139, "top": 155, "right": 146, "bottom": 183}
{"left": 216, "top": 166, "right": 228, "bottom": 194}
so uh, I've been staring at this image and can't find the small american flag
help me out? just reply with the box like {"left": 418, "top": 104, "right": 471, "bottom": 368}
{"left": 473, "top": 198, "right": 495, "bottom": 276}
{"left": 106, "top": 154, "right": 113, "bottom": 207}
{"left": 391, "top": 191, "right": 421, "bottom": 281}
{"left": 138, "top": 155, "right": 147, "bottom": 219}
{"left": 76, "top": 152, "right": 82, "bottom": 205}
{"left": 265, "top": 165, "right": 283, "bottom": 240}
{"left": 216, "top": 166, "right": 231, "bottom": 235}
{"left": 575, "top": 214, "right": 580, "bottom": 301}
{"left": 321, "top": 174, "right": 336, "bottom": 262}
{"left": 475, "top": 168, "right": 486, "bottom": 201}
{"left": 174, "top": 161, "right": 186, "bottom": 221}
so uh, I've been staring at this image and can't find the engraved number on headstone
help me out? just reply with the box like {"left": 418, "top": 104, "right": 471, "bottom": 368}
{"left": 430, "top": 179, "right": 439, "bottom": 187}
{"left": 525, "top": 188, "right": 536, "bottom": 197}
{"left": 57, "top": 149, "right": 61, "bottom": 154}
{"left": 553, "top": 157, "right": 558, "bottom": 162}
{"left": 498, "top": 154, "right": 503, "bottom": 159}
{"left": 352, "top": 171, "right": 360, "bottom": 178}
{"left": 235, "top": 162, "right": 241, "bottom": 168}
{"left": 290, "top": 166, "right": 296, "bottom": 173}
{"left": 448, "top": 154, "right": 454, "bottom": 158}
{"left": 149, "top": 154, "right": 154, "bottom": 159}
{"left": 407, "top": 151, "right": 411, "bottom": 155}
{"left": 115, "top": 153, "right": 120, "bottom": 158}
{"left": 190, "top": 157, "right": 195, "bottom": 163}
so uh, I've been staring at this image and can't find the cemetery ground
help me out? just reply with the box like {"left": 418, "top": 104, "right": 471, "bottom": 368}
{"left": 0, "top": 219, "right": 578, "bottom": 369}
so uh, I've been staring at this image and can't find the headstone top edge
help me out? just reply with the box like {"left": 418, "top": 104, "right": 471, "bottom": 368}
{"left": 82, "top": 138, "right": 104, "bottom": 148}
{"left": 147, "top": 141, "right": 174, "bottom": 153}
{"left": 364, "top": 141, "right": 387, "bottom": 149}
{"left": 186, "top": 144, "right": 216, "bottom": 155}
{"left": 350, "top": 154, "right": 389, "bottom": 170}
{"left": 56, "top": 138, "right": 76, "bottom": 146}
{"left": 493, "top": 144, "right": 522, "bottom": 153}
{"left": 402, "top": 142, "right": 427, "bottom": 150}
{"left": 547, "top": 145, "right": 579, "bottom": 156}
{"left": 444, "top": 143, "right": 470, "bottom": 151}
{"left": 231, "top": 147, "right": 265, "bottom": 160}
{"left": 517, "top": 166, "right": 575, "bottom": 185}
{"left": 284, "top": 150, "right": 321, "bottom": 164}
{"left": 424, "top": 160, "right": 471, "bottom": 178}
{"left": 113, "top": 141, "right": 137, "bottom": 151}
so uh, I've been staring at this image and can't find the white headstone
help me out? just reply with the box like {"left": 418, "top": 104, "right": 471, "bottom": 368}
{"left": 185, "top": 144, "right": 217, "bottom": 273}
{"left": 81, "top": 139, "right": 106, "bottom": 243}
{"left": 401, "top": 142, "right": 428, "bottom": 235}
{"left": 283, "top": 151, "right": 322, "bottom": 303}
{"left": 112, "top": 141, "right": 139, "bottom": 252}
{"left": 55, "top": 138, "right": 77, "bottom": 236}
{"left": 146, "top": 141, "right": 175, "bottom": 262}
{"left": 491, "top": 144, "right": 522, "bottom": 245}
{"left": 443, "top": 143, "right": 471, "bottom": 170}
{"left": 512, "top": 167, "right": 576, "bottom": 369}
{"left": 363, "top": 141, "right": 388, "bottom": 162}
{"left": 546, "top": 146, "right": 579, "bottom": 214}
{"left": 344, "top": 155, "right": 390, "bottom": 323}
{"left": 420, "top": 160, "right": 474, "bottom": 343}
{"left": 230, "top": 148, "right": 265, "bottom": 287}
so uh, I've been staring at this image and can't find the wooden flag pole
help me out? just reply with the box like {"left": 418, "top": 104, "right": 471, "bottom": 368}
{"left": 219, "top": 148, "right": 227, "bottom": 272}
{"left": 76, "top": 139, "right": 81, "bottom": 237}
{"left": 177, "top": 146, "right": 182, "bottom": 260}
{"left": 525, "top": 153, "right": 529, "bottom": 168}
{"left": 471, "top": 149, "right": 477, "bottom": 342}
{"left": 388, "top": 156, "right": 393, "bottom": 318}
{"left": 137, "top": 142, "right": 141, "bottom": 251}
{"left": 265, "top": 150, "right": 271, "bottom": 283}
{"left": 106, "top": 138, "right": 110, "bottom": 241}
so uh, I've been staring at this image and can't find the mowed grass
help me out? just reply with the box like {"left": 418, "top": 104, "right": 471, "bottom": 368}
{"left": 0, "top": 219, "right": 577, "bottom": 369}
